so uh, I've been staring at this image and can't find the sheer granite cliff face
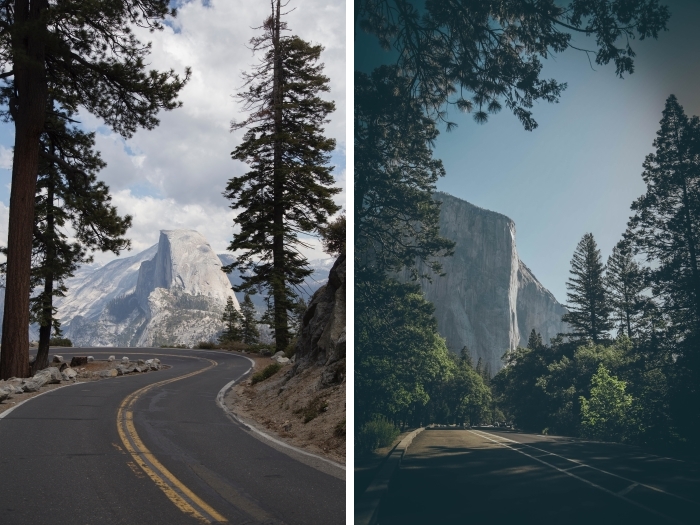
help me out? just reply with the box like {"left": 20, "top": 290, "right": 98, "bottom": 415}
{"left": 56, "top": 230, "right": 237, "bottom": 347}
{"left": 412, "top": 193, "right": 567, "bottom": 373}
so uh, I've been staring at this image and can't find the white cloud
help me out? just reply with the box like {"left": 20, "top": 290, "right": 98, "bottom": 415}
{"left": 104, "top": 189, "right": 237, "bottom": 259}
{"left": 0, "top": 146, "right": 12, "bottom": 170}
{"left": 90, "top": 189, "right": 331, "bottom": 266}
{"left": 0, "top": 0, "right": 345, "bottom": 267}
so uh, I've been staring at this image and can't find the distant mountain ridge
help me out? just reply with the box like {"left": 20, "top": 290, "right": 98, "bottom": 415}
{"left": 55, "top": 230, "right": 237, "bottom": 347}
{"left": 13, "top": 229, "right": 334, "bottom": 347}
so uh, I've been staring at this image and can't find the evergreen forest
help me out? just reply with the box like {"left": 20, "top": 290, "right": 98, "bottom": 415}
{"left": 494, "top": 95, "right": 700, "bottom": 455}
{"left": 354, "top": 0, "right": 681, "bottom": 455}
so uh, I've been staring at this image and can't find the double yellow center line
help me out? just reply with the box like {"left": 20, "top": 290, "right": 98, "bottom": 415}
{"left": 116, "top": 357, "right": 228, "bottom": 524}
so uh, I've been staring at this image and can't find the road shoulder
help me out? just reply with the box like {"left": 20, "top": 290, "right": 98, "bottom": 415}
{"left": 217, "top": 352, "right": 346, "bottom": 480}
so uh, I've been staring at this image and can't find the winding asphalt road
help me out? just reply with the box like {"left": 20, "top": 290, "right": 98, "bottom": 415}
{"left": 377, "top": 427, "right": 700, "bottom": 524}
{"left": 0, "top": 348, "right": 345, "bottom": 525}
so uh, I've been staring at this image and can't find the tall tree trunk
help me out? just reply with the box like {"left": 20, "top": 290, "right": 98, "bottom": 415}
{"left": 33, "top": 158, "right": 55, "bottom": 374}
{"left": 1, "top": 0, "right": 48, "bottom": 380}
{"left": 680, "top": 177, "right": 700, "bottom": 331}
{"left": 271, "top": 0, "right": 288, "bottom": 353}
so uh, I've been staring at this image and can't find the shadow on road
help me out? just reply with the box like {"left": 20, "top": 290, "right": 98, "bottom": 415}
{"left": 377, "top": 429, "right": 698, "bottom": 525}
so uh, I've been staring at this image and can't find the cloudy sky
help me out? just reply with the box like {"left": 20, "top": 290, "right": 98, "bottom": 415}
{"left": 0, "top": 0, "right": 345, "bottom": 265}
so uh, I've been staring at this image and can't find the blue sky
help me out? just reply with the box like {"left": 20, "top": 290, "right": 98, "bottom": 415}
{"left": 357, "top": 0, "right": 700, "bottom": 304}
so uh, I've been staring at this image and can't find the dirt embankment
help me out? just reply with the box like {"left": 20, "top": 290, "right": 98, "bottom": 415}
{"left": 224, "top": 355, "right": 345, "bottom": 465}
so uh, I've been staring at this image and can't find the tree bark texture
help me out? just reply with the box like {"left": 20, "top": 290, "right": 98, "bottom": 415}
{"left": 33, "top": 162, "right": 54, "bottom": 374}
{"left": 271, "top": 0, "right": 289, "bottom": 353}
{"left": 0, "top": 0, "right": 48, "bottom": 380}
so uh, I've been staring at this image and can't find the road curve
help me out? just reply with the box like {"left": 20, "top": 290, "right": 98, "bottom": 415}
{"left": 0, "top": 348, "right": 345, "bottom": 525}
{"left": 376, "top": 427, "right": 699, "bottom": 524}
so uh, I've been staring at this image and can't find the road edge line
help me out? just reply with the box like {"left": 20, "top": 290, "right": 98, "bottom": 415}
{"left": 215, "top": 355, "right": 347, "bottom": 474}
{"left": 354, "top": 427, "right": 425, "bottom": 525}
{"left": 0, "top": 381, "right": 79, "bottom": 420}
{"left": 469, "top": 429, "right": 682, "bottom": 524}
{"left": 475, "top": 429, "right": 699, "bottom": 506}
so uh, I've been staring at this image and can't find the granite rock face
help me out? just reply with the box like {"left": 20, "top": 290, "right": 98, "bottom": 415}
{"left": 411, "top": 193, "right": 567, "bottom": 373}
{"left": 56, "top": 230, "right": 237, "bottom": 347}
{"left": 294, "top": 254, "right": 346, "bottom": 370}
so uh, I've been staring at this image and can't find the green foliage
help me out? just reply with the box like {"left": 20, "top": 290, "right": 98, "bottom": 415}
{"left": 288, "top": 298, "right": 307, "bottom": 340}
{"left": 356, "top": 273, "right": 494, "bottom": 430}
{"left": 320, "top": 214, "right": 346, "bottom": 257}
{"left": 580, "top": 365, "right": 635, "bottom": 442}
{"left": 48, "top": 337, "right": 72, "bottom": 347}
{"left": 239, "top": 294, "right": 260, "bottom": 345}
{"left": 357, "top": 0, "right": 669, "bottom": 129}
{"left": 196, "top": 341, "right": 216, "bottom": 350}
{"left": 356, "top": 275, "right": 453, "bottom": 426}
{"left": 355, "top": 418, "right": 400, "bottom": 455}
{"left": 219, "top": 297, "right": 242, "bottom": 343}
{"left": 622, "top": 95, "right": 700, "bottom": 449}
{"left": 562, "top": 233, "right": 613, "bottom": 343}
{"left": 355, "top": 67, "right": 453, "bottom": 278}
{"left": 495, "top": 332, "right": 678, "bottom": 446}
{"left": 426, "top": 351, "right": 492, "bottom": 426}
{"left": 605, "top": 243, "right": 647, "bottom": 339}
{"left": 334, "top": 419, "right": 346, "bottom": 437}
{"left": 251, "top": 363, "right": 283, "bottom": 385}
{"left": 493, "top": 344, "right": 552, "bottom": 433}
{"left": 294, "top": 396, "right": 329, "bottom": 424}
{"left": 224, "top": 4, "right": 339, "bottom": 353}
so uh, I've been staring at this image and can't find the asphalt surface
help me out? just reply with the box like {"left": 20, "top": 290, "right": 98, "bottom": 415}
{"left": 377, "top": 427, "right": 700, "bottom": 524}
{"left": 0, "top": 348, "right": 345, "bottom": 525}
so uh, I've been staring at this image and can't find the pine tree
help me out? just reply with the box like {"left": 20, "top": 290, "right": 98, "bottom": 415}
{"left": 605, "top": 243, "right": 647, "bottom": 340}
{"left": 527, "top": 329, "right": 544, "bottom": 351}
{"left": 225, "top": 1, "right": 339, "bottom": 354}
{"left": 626, "top": 95, "right": 700, "bottom": 337}
{"left": 562, "top": 233, "right": 613, "bottom": 343}
{"left": 220, "top": 297, "right": 242, "bottom": 343}
{"left": 320, "top": 213, "right": 345, "bottom": 257}
{"left": 459, "top": 346, "right": 473, "bottom": 368}
{"left": 624, "top": 95, "right": 700, "bottom": 441}
{"left": 29, "top": 109, "right": 131, "bottom": 372}
{"left": 355, "top": 67, "right": 453, "bottom": 279}
{"left": 240, "top": 294, "right": 260, "bottom": 345}
{"left": 0, "top": 1, "right": 189, "bottom": 379}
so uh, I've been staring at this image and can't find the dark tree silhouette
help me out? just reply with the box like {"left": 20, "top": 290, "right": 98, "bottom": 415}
{"left": 626, "top": 95, "right": 700, "bottom": 336}
{"left": 356, "top": 0, "right": 670, "bottom": 129}
{"left": 0, "top": 1, "right": 189, "bottom": 379}
{"left": 562, "top": 233, "right": 613, "bottom": 343}
{"left": 28, "top": 109, "right": 131, "bottom": 373}
{"left": 355, "top": 67, "right": 454, "bottom": 279}
{"left": 605, "top": 243, "right": 646, "bottom": 340}
{"left": 239, "top": 294, "right": 260, "bottom": 345}
{"left": 219, "top": 297, "right": 242, "bottom": 343}
{"left": 320, "top": 213, "right": 346, "bottom": 257}
{"left": 225, "top": 1, "right": 339, "bottom": 353}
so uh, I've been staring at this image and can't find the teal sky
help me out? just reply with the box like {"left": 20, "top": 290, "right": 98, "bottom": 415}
{"left": 357, "top": 0, "right": 700, "bottom": 304}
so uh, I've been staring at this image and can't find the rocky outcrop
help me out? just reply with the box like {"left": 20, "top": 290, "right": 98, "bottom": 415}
{"left": 295, "top": 254, "right": 346, "bottom": 371}
{"left": 411, "top": 193, "right": 567, "bottom": 373}
{"left": 56, "top": 230, "right": 237, "bottom": 347}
